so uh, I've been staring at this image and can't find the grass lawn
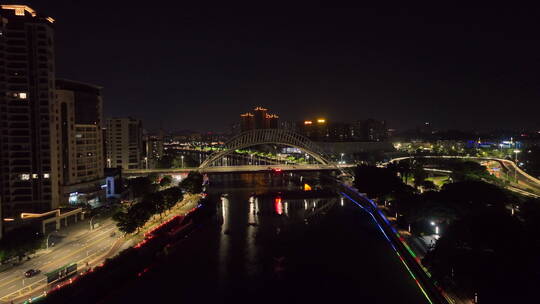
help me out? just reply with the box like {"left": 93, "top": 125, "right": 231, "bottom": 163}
{"left": 426, "top": 175, "right": 450, "bottom": 188}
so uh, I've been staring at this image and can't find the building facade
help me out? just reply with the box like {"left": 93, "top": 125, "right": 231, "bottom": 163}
{"left": 54, "top": 79, "right": 104, "bottom": 206}
{"left": 105, "top": 117, "right": 143, "bottom": 170}
{"left": 239, "top": 107, "right": 279, "bottom": 132}
{"left": 0, "top": 5, "right": 59, "bottom": 219}
{"left": 144, "top": 130, "right": 164, "bottom": 169}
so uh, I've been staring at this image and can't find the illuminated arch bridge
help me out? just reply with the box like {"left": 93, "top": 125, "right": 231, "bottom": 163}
{"left": 199, "top": 129, "right": 335, "bottom": 169}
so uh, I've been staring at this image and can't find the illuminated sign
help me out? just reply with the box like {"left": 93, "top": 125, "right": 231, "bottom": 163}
{"left": 317, "top": 119, "right": 326, "bottom": 123}
{"left": 304, "top": 121, "right": 312, "bottom": 125}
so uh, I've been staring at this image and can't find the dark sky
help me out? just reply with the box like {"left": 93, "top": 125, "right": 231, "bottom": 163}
{"left": 26, "top": 2, "right": 540, "bottom": 132}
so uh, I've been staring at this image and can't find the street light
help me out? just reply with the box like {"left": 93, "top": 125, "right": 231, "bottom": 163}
{"left": 90, "top": 214, "right": 98, "bottom": 230}
{"left": 340, "top": 153, "right": 344, "bottom": 164}
{"left": 181, "top": 155, "right": 184, "bottom": 168}
{"left": 144, "top": 156, "right": 148, "bottom": 169}
{"left": 513, "top": 149, "right": 521, "bottom": 182}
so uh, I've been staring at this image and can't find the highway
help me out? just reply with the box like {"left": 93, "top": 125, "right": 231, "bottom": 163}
{"left": 388, "top": 155, "right": 540, "bottom": 197}
{"left": 0, "top": 219, "right": 120, "bottom": 303}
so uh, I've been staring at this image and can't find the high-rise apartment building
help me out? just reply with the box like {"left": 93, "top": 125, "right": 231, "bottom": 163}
{"left": 240, "top": 112, "right": 254, "bottom": 132}
{"left": 301, "top": 118, "right": 328, "bottom": 141}
{"left": 54, "top": 79, "right": 104, "bottom": 206}
{"left": 239, "top": 107, "right": 279, "bottom": 132}
{"left": 144, "top": 129, "right": 164, "bottom": 169}
{"left": 0, "top": 5, "right": 58, "bottom": 218}
{"left": 105, "top": 117, "right": 143, "bottom": 170}
{"left": 253, "top": 106, "right": 268, "bottom": 129}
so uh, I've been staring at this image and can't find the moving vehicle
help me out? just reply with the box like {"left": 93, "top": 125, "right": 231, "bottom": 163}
{"left": 25, "top": 269, "right": 40, "bottom": 277}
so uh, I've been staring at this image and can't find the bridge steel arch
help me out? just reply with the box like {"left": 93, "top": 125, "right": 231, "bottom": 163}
{"left": 199, "top": 129, "right": 334, "bottom": 169}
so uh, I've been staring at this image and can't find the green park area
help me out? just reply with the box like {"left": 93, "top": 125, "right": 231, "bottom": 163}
{"left": 354, "top": 159, "right": 540, "bottom": 303}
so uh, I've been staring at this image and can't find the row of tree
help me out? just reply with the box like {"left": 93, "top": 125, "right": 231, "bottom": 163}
{"left": 113, "top": 172, "right": 203, "bottom": 234}
{"left": 353, "top": 161, "right": 540, "bottom": 301}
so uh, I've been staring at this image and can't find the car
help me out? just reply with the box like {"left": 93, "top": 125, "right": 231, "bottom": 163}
{"left": 24, "top": 269, "right": 40, "bottom": 277}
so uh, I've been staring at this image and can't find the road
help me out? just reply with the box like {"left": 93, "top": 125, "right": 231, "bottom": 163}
{"left": 0, "top": 218, "right": 120, "bottom": 303}
{"left": 389, "top": 155, "right": 540, "bottom": 197}
{"left": 124, "top": 163, "right": 354, "bottom": 176}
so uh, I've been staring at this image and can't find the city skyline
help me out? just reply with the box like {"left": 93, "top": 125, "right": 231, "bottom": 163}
{"left": 23, "top": 2, "right": 540, "bottom": 132}
{"left": 1, "top": 4, "right": 539, "bottom": 304}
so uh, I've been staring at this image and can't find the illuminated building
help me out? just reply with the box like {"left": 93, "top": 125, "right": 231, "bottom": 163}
{"left": 253, "top": 106, "right": 268, "bottom": 129}
{"left": 0, "top": 5, "right": 59, "bottom": 218}
{"left": 353, "top": 119, "right": 388, "bottom": 142}
{"left": 240, "top": 112, "right": 254, "bottom": 132}
{"left": 267, "top": 114, "right": 279, "bottom": 129}
{"left": 144, "top": 129, "right": 164, "bottom": 169}
{"left": 239, "top": 107, "right": 279, "bottom": 131}
{"left": 300, "top": 118, "right": 328, "bottom": 141}
{"left": 53, "top": 79, "right": 105, "bottom": 206}
{"left": 105, "top": 117, "right": 143, "bottom": 170}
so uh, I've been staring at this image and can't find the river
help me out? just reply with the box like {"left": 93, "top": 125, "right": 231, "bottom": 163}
{"left": 104, "top": 172, "right": 429, "bottom": 303}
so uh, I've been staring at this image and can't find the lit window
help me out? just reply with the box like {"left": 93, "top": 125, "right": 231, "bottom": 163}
{"left": 43, "top": 173, "right": 50, "bottom": 179}
{"left": 19, "top": 92, "right": 27, "bottom": 99}
{"left": 21, "top": 174, "right": 30, "bottom": 180}
{"left": 32, "top": 173, "right": 38, "bottom": 179}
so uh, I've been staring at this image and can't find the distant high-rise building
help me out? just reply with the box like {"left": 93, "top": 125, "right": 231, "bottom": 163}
{"left": 144, "top": 129, "right": 164, "bottom": 169}
{"left": 267, "top": 114, "right": 279, "bottom": 129}
{"left": 240, "top": 112, "right": 254, "bottom": 132}
{"left": 253, "top": 106, "right": 268, "bottom": 129}
{"left": 300, "top": 118, "right": 328, "bottom": 141}
{"left": 0, "top": 5, "right": 59, "bottom": 219}
{"left": 239, "top": 107, "right": 279, "bottom": 132}
{"left": 106, "top": 118, "right": 143, "bottom": 170}
{"left": 352, "top": 119, "right": 388, "bottom": 141}
{"left": 53, "top": 79, "right": 104, "bottom": 205}
{"left": 328, "top": 122, "right": 352, "bottom": 141}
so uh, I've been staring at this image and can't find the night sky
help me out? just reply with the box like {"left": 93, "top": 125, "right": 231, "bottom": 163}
{"left": 25, "top": 2, "right": 540, "bottom": 132}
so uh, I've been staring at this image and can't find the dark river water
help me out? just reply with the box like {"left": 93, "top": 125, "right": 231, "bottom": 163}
{"left": 106, "top": 172, "right": 429, "bottom": 304}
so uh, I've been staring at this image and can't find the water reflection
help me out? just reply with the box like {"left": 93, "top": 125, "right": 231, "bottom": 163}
{"left": 218, "top": 196, "right": 230, "bottom": 283}
{"left": 216, "top": 188, "right": 340, "bottom": 282}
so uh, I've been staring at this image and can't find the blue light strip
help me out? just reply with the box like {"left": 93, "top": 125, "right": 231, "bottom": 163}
{"left": 340, "top": 191, "right": 434, "bottom": 304}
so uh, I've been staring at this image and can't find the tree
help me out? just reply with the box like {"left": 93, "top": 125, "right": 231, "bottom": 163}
{"left": 412, "top": 165, "right": 428, "bottom": 189}
{"left": 396, "top": 161, "right": 413, "bottom": 184}
{"left": 353, "top": 165, "right": 403, "bottom": 198}
{"left": 448, "top": 161, "right": 495, "bottom": 183}
{"left": 128, "top": 177, "right": 157, "bottom": 198}
{"left": 179, "top": 171, "right": 203, "bottom": 194}
{"left": 142, "top": 192, "right": 165, "bottom": 218}
{"left": 423, "top": 210, "right": 531, "bottom": 302}
{"left": 439, "top": 180, "right": 509, "bottom": 212}
{"left": 128, "top": 202, "right": 153, "bottom": 233}
{"left": 159, "top": 175, "right": 172, "bottom": 188}
{"left": 421, "top": 180, "right": 438, "bottom": 191}
{"left": 113, "top": 209, "right": 138, "bottom": 234}
{"left": 162, "top": 187, "right": 183, "bottom": 211}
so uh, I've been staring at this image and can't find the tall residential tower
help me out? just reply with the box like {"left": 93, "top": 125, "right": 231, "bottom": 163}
{"left": 0, "top": 5, "right": 58, "bottom": 218}
{"left": 54, "top": 79, "right": 105, "bottom": 206}
{"left": 105, "top": 117, "right": 143, "bottom": 170}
